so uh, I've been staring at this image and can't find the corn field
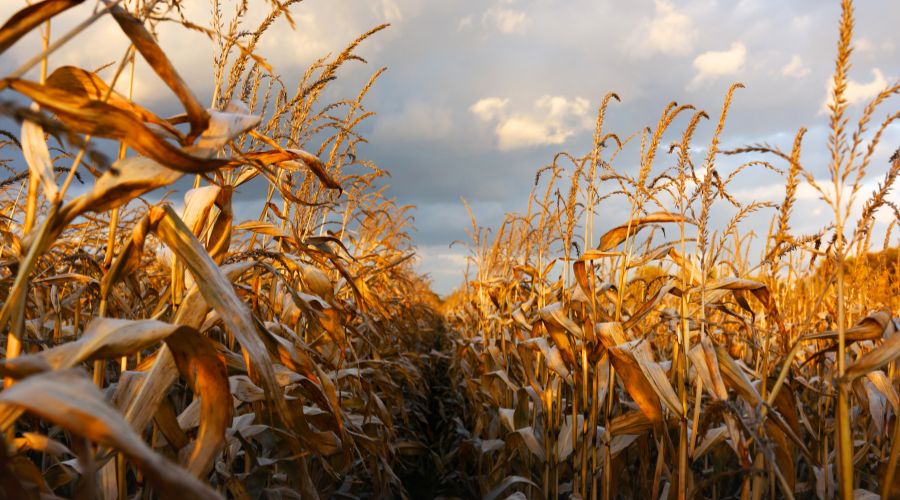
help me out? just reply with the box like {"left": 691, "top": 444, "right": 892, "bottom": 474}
{"left": 0, "top": 0, "right": 898, "bottom": 499}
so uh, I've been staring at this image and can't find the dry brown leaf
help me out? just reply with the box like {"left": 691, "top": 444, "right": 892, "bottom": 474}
{"left": 0, "top": 0, "right": 83, "bottom": 55}
{"left": 46, "top": 65, "right": 179, "bottom": 137}
{"left": 0, "top": 369, "right": 221, "bottom": 499}
{"left": 607, "top": 341, "right": 666, "bottom": 425}
{"left": 609, "top": 410, "right": 652, "bottom": 436}
{"left": 597, "top": 212, "right": 692, "bottom": 251}
{"left": 107, "top": 4, "right": 209, "bottom": 142}
{"left": 844, "top": 328, "right": 900, "bottom": 380}
{"left": 151, "top": 206, "right": 341, "bottom": 456}
{"left": 21, "top": 106, "right": 58, "bottom": 201}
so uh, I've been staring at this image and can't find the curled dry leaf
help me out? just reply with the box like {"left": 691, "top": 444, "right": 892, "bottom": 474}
{"left": 844, "top": 325, "right": 900, "bottom": 380}
{"left": 806, "top": 309, "right": 896, "bottom": 344}
{"left": 0, "top": 369, "right": 221, "bottom": 499}
{"left": 7, "top": 78, "right": 227, "bottom": 172}
{"left": 484, "top": 475, "right": 540, "bottom": 500}
{"left": 46, "top": 66, "right": 180, "bottom": 137}
{"left": 597, "top": 212, "right": 692, "bottom": 251}
{"left": 0, "top": 317, "right": 230, "bottom": 482}
{"left": 609, "top": 340, "right": 683, "bottom": 424}
{"left": 0, "top": 0, "right": 83, "bottom": 55}
{"left": 107, "top": 3, "right": 209, "bottom": 142}
{"left": 0, "top": 317, "right": 196, "bottom": 378}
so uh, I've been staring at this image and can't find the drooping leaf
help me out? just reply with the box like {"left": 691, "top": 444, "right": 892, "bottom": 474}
{"left": 107, "top": 4, "right": 209, "bottom": 142}
{"left": 597, "top": 212, "right": 692, "bottom": 251}
{"left": 0, "top": 370, "right": 221, "bottom": 499}
{"left": 0, "top": 0, "right": 83, "bottom": 55}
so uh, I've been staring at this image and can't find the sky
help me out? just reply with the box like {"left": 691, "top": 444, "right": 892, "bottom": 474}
{"left": 1, "top": 0, "right": 899, "bottom": 294}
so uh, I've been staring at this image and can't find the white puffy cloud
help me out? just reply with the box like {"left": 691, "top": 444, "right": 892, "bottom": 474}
{"left": 373, "top": 101, "right": 454, "bottom": 142}
{"left": 483, "top": 6, "right": 529, "bottom": 34}
{"left": 470, "top": 97, "right": 509, "bottom": 121}
{"left": 627, "top": 0, "right": 695, "bottom": 57}
{"left": 821, "top": 68, "right": 890, "bottom": 112}
{"left": 690, "top": 42, "right": 747, "bottom": 87}
{"left": 471, "top": 95, "right": 592, "bottom": 150}
{"left": 782, "top": 55, "right": 810, "bottom": 78}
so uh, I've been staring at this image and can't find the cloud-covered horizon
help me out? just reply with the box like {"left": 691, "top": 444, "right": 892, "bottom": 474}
{"left": 1, "top": 0, "right": 898, "bottom": 294}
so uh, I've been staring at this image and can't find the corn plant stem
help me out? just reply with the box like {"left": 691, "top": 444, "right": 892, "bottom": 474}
{"left": 677, "top": 214, "right": 691, "bottom": 500}
{"left": 835, "top": 194, "right": 853, "bottom": 499}
{"left": 883, "top": 408, "right": 900, "bottom": 498}
{"left": 110, "top": 39, "right": 138, "bottom": 500}
{"left": 2, "top": 18, "right": 53, "bottom": 446}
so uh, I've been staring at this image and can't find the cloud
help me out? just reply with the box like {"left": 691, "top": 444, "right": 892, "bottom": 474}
{"left": 782, "top": 55, "right": 810, "bottom": 78}
{"left": 732, "top": 177, "right": 900, "bottom": 233}
{"left": 458, "top": 15, "right": 474, "bottom": 31}
{"left": 470, "top": 97, "right": 509, "bottom": 121}
{"left": 627, "top": 0, "right": 695, "bottom": 57}
{"left": 821, "top": 68, "right": 889, "bottom": 112}
{"left": 373, "top": 101, "right": 454, "bottom": 142}
{"left": 471, "top": 95, "right": 592, "bottom": 150}
{"left": 414, "top": 245, "right": 470, "bottom": 295}
{"left": 852, "top": 38, "right": 895, "bottom": 56}
{"left": 483, "top": 6, "right": 529, "bottom": 34}
{"left": 377, "top": 0, "right": 404, "bottom": 22}
{"left": 690, "top": 42, "right": 747, "bottom": 87}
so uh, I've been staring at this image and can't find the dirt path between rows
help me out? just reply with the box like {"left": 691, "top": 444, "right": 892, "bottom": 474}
{"left": 396, "top": 331, "right": 472, "bottom": 499}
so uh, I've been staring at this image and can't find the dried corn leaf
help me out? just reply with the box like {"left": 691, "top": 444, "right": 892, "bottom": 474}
{"left": 234, "top": 221, "right": 290, "bottom": 238}
{"left": 190, "top": 101, "right": 260, "bottom": 157}
{"left": 609, "top": 339, "right": 682, "bottom": 424}
{"left": 511, "top": 427, "right": 545, "bottom": 462}
{"left": 0, "top": 0, "right": 83, "bottom": 55}
{"left": 107, "top": 4, "right": 208, "bottom": 141}
{"left": 13, "top": 432, "right": 72, "bottom": 459}
{"left": 299, "top": 264, "right": 334, "bottom": 302}
{"left": 862, "top": 379, "right": 888, "bottom": 435}
{"left": 687, "top": 335, "right": 729, "bottom": 401}
{"left": 715, "top": 344, "right": 762, "bottom": 405}
{"left": 597, "top": 212, "right": 691, "bottom": 251}
{"left": 7, "top": 78, "right": 227, "bottom": 171}
{"left": 21, "top": 108, "right": 58, "bottom": 201}
{"left": 46, "top": 66, "right": 178, "bottom": 136}
{"left": 556, "top": 414, "right": 584, "bottom": 462}
{"left": 609, "top": 410, "right": 653, "bottom": 436}
{"left": 484, "top": 475, "right": 539, "bottom": 500}
{"left": 693, "top": 425, "right": 728, "bottom": 459}
{"left": 61, "top": 156, "right": 182, "bottom": 223}
{"left": 0, "top": 317, "right": 193, "bottom": 378}
{"left": 151, "top": 206, "right": 341, "bottom": 456}
{"left": 165, "top": 325, "right": 232, "bottom": 478}
{"left": 595, "top": 321, "right": 628, "bottom": 347}
{"left": 0, "top": 317, "right": 230, "bottom": 481}
{"left": 806, "top": 309, "right": 896, "bottom": 343}
{"left": 844, "top": 329, "right": 900, "bottom": 380}
{"left": 523, "top": 337, "right": 570, "bottom": 380}
{"left": 0, "top": 369, "right": 220, "bottom": 499}
{"left": 866, "top": 370, "right": 899, "bottom": 414}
